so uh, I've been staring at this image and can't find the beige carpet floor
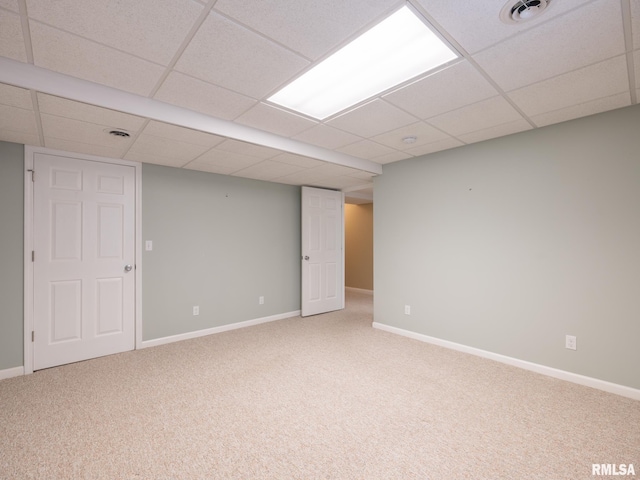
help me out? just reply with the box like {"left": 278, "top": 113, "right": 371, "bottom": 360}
{"left": 1, "top": 290, "right": 638, "bottom": 479}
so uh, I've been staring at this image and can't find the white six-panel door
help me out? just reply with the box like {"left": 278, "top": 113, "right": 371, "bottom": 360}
{"left": 301, "top": 186, "right": 344, "bottom": 317}
{"left": 32, "top": 152, "right": 136, "bottom": 370}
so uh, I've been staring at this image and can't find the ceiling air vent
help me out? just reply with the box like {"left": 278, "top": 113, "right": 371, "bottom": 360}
{"left": 500, "top": 0, "right": 553, "bottom": 24}
{"left": 107, "top": 129, "right": 130, "bottom": 138}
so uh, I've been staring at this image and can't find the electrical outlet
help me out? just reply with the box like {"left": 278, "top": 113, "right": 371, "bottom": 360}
{"left": 193, "top": 306, "right": 199, "bottom": 316}
{"left": 259, "top": 296, "right": 264, "bottom": 305}
{"left": 404, "top": 305, "right": 411, "bottom": 315}
{"left": 565, "top": 335, "right": 576, "bottom": 350}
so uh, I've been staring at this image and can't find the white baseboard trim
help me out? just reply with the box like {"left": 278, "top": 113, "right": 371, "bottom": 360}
{"left": 0, "top": 366, "right": 24, "bottom": 381}
{"left": 346, "top": 287, "right": 374, "bottom": 295}
{"left": 140, "top": 310, "right": 301, "bottom": 349}
{"left": 372, "top": 322, "right": 640, "bottom": 401}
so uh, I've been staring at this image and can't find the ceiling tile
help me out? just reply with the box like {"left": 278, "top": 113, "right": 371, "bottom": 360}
{"left": 457, "top": 119, "right": 532, "bottom": 145}
{"left": 337, "top": 139, "right": 396, "bottom": 160}
{"left": 0, "top": 96, "right": 39, "bottom": 147}
{"left": 308, "top": 163, "right": 363, "bottom": 177}
{"left": 427, "top": 97, "right": 524, "bottom": 137}
{"left": 184, "top": 162, "right": 239, "bottom": 176}
{"left": 370, "top": 150, "right": 413, "bottom": 165}
{"left": 189, "top": 148, "right": 264, "bottom": 171}
{"left": 0, "top": 0, "right": 634, "bottom": 186}
{"left": 26, "top": 0, "right": 203, "bottom": 65}
{"left": 1, "top": 10, "right": 27, "bottom": 61}
{"left": 346, "top": 169, "right": 377, "bottom": 180}
{"left": 530, "top": 92, "right": 631, "bottom": 128}
{"left": 632, "top": 0, "right": 640, "bottom": 50}
{"left": 384, "top": 61, "right": 498, "bottom": 119}
{"left": 235, "top": 103, "right": 317, "bottom": 137}
{"left": 299, "top": 177, "right": 337, "bottom": 188}
{"left": 126, "top": 132, "right": 213, "bottom": 166}
{"left": 142, "top": 121, "right": 224, "bottom": 148}
{"left": 274, "top": 169, "right": 332, "bottom": 185}
{"left": 371, "top": 121, "right": 452, "bottom": 151}
{"left": 473, "top": 1, "right": 626, "bottom": 91}
{"left": 0, "top": 0, "right": 19, "bottom": 12}
{"left": 269, "top": 152, "right": 326, "bottom": 168}
{"left": 30, "top": 22, "right": 165, "bottom": 96}
{"left": 417, "top": 0, "right": 589, "bottom": 54}
{"left": 403, "top": 137, "right": 464, "bottom": 158}
{"left": 125, "top": 151, "right": 191, "bottom": 168}
{"left": 508, "top": 55, "right": 630, "bottom": 117}
{"left": 317, "top": 175, "right": 372, "bottom": 189}
{"left": 231, "top": 159, "right": 305, "bottom": 181}
{"left": 154, "top": 72, "right": 257, "bottom": 121}
{"left": 0, "top": 83, "right": 33, "bottom": 109}
{"left": 175, "top": 11, "right": 309, "bottom": 98}
{"left": 43, "top": 137, "right": 127, "bottom": 159}
{"left": 327, "top": 99, "right": 417, "bottom": 138}
{"left": 0, "top": 131, "right": 40, "bottom": 146}
{"left": 40, "top": 113, "right": 133, "bottom": 152}
{"left": 292, "top": 124, "right": 360, "bottom": 150}
{"left": 37, "top": 94, "right": 146, "bottom": 132}
{"left": 214, "top": 139, "right": 282, "bottom": 160}
{"left": 635, "top": 50, "right": 640, "bottom": 89}
{"left": 214, "top": 0, "right": 395, "bottom": 60}
{"left": 0, "top": 104, "right": 38, "bottom": 135}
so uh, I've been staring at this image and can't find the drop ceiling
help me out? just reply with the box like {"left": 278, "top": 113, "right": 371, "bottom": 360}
{"left": 1, "top": 0, "right": 638, "bottom": 203}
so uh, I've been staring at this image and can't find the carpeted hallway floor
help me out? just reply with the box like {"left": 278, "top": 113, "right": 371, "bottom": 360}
{"left": 1, "top": 290, "right": 638, "bottom": 479}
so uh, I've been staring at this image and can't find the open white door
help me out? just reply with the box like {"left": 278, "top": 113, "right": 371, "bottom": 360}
{"left": 301, "top": 186, "right": 344, "bottom": 317}
{"left": 31, "top": 151, "right": 136, "bottom": 370}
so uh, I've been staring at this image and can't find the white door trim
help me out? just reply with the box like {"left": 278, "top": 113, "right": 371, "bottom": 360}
{"left": 23, "top": 146, "right": 142, "bottom": 374}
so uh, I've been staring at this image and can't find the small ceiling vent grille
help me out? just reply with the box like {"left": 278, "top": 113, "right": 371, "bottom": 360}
{"left": 500, "top": 0, "right": 553, "bottom": 24}
{"left": 107, "top": 129, "right": 130, "bottom": 138}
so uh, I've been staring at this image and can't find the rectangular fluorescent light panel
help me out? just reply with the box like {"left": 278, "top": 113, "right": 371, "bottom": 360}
{"left": 268, "top": 6, "right": 459, "bottom": 120}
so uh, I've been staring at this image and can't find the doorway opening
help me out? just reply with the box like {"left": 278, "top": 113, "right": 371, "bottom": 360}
{"left": 344, "top": 199, "right": 373, "bottom": 295}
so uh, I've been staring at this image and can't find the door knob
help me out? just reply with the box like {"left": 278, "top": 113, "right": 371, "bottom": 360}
{"left": 124, "top": 264, "right": 133, "bottom": 272}
{"left": 303, "top": 256, "right": 309, "bottom": 260}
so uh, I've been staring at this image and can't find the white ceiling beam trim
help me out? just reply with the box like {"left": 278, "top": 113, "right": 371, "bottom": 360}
{"left": 0, "top": 58, "right": 382, "bottom": 175}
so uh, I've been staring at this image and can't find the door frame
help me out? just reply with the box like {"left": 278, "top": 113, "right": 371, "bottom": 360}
{"left": 23, "top": 146, "right": 142, "bottom": 374}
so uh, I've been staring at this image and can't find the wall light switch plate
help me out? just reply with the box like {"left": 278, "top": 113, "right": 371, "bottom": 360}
{"left": 404, "top": 305, "right": 411, "bottom": 315}
{"left": 145, "top": 240, "right": 153, "bottom": 251}
{"left": 193, "top": 306, "right": 199, "bottom": 316}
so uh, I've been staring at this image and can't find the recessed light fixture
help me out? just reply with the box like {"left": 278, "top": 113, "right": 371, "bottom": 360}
{"left": 268, "top": 5, "right": 459, "bottom": 120}
{"left": 107, "top": 129, "right": 130, "bottom": 138}
{"left": 402, "top": 136, "right": 417, "bottom": 144}
{"left": 500, "top": 0, "right": 553, "bottom": 24}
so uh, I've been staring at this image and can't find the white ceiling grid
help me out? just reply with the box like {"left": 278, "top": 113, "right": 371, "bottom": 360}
{"left": 0, "top": 0, "right": 638, "bottom": 201}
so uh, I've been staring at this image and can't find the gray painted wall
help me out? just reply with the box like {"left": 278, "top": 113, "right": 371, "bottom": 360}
{"left": 374, "top": 104, "right": 640, "bottom": 389}
{"left": 0, "top": 141, "right": 24, "bottom": 370}
{"left": 0, "top": 150, "right": 300, "bottom": 370}
{"left": 142, "top": 164, "right": 301, "bottom": 341}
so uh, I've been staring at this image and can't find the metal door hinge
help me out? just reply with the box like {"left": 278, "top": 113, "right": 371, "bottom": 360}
{"left": 31, "top": 250, "right": 35, "bottom": 262}
{"left": 31, "top": 331, "right": 34, "bottom": 342}
{"left": 27, "top": 169, "right": 34, "bottom": 182}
